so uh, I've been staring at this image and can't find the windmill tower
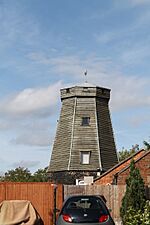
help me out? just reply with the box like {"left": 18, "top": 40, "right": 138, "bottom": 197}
{"left": 47, "top": 83, "right": 118, "bottom": 184}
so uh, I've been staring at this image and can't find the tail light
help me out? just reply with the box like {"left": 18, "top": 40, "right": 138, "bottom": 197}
{"left": 99, "top": 214, "right": 109, "bottom": 222}
{"left": 62, "top": 214, "right": 72, "bottom": 223}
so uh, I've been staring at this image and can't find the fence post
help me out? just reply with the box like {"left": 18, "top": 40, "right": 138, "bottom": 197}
{"left": 53, "top": 184, "right": 58, "bottom": 225}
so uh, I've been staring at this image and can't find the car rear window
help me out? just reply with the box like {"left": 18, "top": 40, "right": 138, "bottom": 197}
{"left": 63, "top": 196, "right": 107, "bottom": 212}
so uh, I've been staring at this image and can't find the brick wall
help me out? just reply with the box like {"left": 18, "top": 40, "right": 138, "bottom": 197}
{"left": 117, "top": 151, "right": 150, "bottom": 185}
{"left": 95, "top": 150, "right": 145, "bottom": 185}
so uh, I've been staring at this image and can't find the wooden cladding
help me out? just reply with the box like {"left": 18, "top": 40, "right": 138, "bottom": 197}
{"left": 48, "top": 85, "right": 118, "bottom": 183}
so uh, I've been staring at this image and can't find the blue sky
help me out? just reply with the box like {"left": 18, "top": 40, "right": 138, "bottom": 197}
{"left": 0, "top": 0, "right": 150, "bottom": 174}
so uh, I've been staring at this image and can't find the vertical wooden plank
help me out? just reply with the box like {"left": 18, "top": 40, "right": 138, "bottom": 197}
{"left": 46, "top": 183, "right": 53, "bottom": 225}
{"left": 6, "top": 182, "right": 16, "bottom": 199}
{"left": 0, "top": 183, "right": 6, "bottom": 202}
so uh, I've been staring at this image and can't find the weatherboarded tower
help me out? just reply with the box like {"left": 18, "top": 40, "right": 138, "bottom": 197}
{"left": 47, "top": 83, "right": 118, "bottom": 184}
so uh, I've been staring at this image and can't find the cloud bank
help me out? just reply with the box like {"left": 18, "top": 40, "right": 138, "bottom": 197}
{"left": 0, "top": 82, "right": 61, "bottom": 118}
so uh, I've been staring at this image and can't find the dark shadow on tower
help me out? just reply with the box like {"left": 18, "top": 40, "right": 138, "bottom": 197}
{"left": 47, "top": 83, "right": 118, "bottom": 184}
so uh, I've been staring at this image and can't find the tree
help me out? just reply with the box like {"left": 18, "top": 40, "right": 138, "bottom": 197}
{"left": 118, "top": 144, "right": 139, "bottom": 162}
{"left": 1, "top": 166, "right": 49, "bottom": 182}
{"left": 2, "top": 167, "right": 32, "bottom": 182}
{"left": 31, "top": 167, "right": 48, "bottom": 182}
{"left": 143, "top": 140, "right": 150, "bottom": 150}
{"left": 120, "top": 160, "right": 146, "bottom": 224}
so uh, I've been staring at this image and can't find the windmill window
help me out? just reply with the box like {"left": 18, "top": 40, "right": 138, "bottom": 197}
{"left": 82, "top": 117, "right": 90, "bottom": 126}
{"left": 66, "top": 88, "right": 70, "bottom": 93}
{"left": 83, "top": 87, "right": 89, "bottom": 92}
{"left": 81, "top": 151, "right": 91, "bottom": 164}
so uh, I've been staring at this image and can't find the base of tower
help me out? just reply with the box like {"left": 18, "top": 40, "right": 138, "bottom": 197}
{"left": 47, "top": 170, "right": 102, "bottom": 185}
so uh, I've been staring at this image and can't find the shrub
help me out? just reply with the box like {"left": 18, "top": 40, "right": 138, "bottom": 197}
{"left": 123, "top": 201, "right": 150, "bottom": 225}
{"left": 120, "top": 160, "right": 146, "bottom": 224}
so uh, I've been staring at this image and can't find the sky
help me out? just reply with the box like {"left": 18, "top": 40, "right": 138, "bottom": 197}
{"left": 0, "top": 0, "right": 150, "bottom": 174}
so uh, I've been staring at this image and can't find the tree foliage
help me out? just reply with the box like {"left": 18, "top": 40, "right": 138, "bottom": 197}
{"left": 0, "top": 166, "right": 49, "bottom": 182}
{"left": 31, "top": 167, "right": 49, "bottom": 182}
{"left": 123, "top": 201, "right": 150, "bottom": 225}
{"left": 120, "top": 160, "right": 146, "bottom": 224}
{"left": 118, "top": 144, "right": 139, "bottom": 162}
{"left": 143, "top": 140, "right": 150, "bottom": 150}
{"left": 1, "top": 167, "right": 32, "bottom": 182}
{"left": 118, "top": 140, "right": 150, "bottom": 162}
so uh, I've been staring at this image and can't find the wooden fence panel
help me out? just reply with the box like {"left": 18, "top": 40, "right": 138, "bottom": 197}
{"left": 1, "top": 183, "right": 148, "bottom": 225}
{"left": 0, "top": 182, "right": 63, "bottom": 225}
{"left": 64, "top": 185, "right": 126, "bottom": 224}
{"left": 0, "top": 183, "right": 6, "bottom": 202}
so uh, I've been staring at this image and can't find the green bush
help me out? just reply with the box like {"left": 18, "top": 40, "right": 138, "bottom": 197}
{"left": 140, "top": 201, "right": 150, "bottom": 225}
{"left": 125, "top": 207, "right": 141, "bottom": 225}
{"left": 124, "top": 201, "right": 150, "bottom": 225}
{"left": 120, "top": 160, "right": 146, "bottom": 224}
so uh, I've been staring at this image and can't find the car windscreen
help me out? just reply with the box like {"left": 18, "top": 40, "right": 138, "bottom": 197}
{"left": 63, "top": 196, "right": 108, "bottom": 212}
{"left": 62, "top": 196, "right": 109, "bottom": 223}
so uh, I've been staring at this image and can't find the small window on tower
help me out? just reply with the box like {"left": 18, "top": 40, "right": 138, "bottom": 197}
{"left": 66, "top": 88, "right": 70, "bottom": 93}
{"left": 81, "top": 151, "right": 91, "bottom": 164}
{"left": 82, "top": 117, "right": 90, "bottom": 126}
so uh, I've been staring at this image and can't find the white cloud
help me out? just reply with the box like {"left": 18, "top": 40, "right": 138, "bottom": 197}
{"left": 0, "top": 52, "right": 149, "bottom": 149}
{"left": 0, "top": 157, "right": 4, "bottom": 163}
{"left": 27, "top": 53, "right": 150, "bottom": 111}
{"left": 0, "top": 82, "right": 61, "bottom": 118}
{"left": 107, "top": 74, "right": 150, "bottom": 111}
{"left": 0, "top": 118, "right": 52, "bottom": 134}
{"left": 11, "top": 131, "right": 50, "bottom": 147}
{"left": 0, "top": 82, "right": 61, "bottom": 148}
{"left": 0, "top": 121, "right": 12, "bottom": 130}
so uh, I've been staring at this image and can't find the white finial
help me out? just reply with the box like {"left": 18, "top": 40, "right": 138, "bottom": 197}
{"left": 84, "top": 70, "right": 88, "bottom": 83}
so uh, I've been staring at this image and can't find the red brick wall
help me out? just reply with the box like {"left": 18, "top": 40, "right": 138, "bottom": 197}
{"left": 117, "top": 152, "right": 150, "bottom": 185}
{"left": 95, "top": 150, "right": 145, "bottom": 185}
